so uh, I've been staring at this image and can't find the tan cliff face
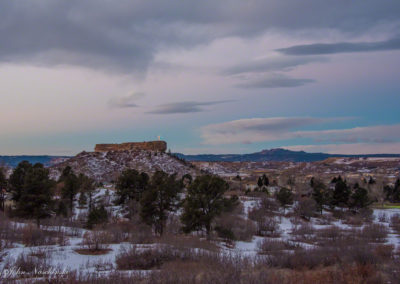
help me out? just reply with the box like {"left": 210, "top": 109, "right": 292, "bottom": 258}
{"left": 95, "top": 141, "right": 167, "bottom": 152}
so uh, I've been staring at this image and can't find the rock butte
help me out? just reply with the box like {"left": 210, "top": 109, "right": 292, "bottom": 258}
{"left": 94, "top": 141, "right": 167, "bottom": 152}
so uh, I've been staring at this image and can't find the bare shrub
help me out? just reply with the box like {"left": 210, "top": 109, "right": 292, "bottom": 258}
{"left": 248, "top": 207, "right": 263, "bottom": 222}
{"left": 263, "top": 247, "right": 337, "bottom": 270}
{"left": 93, "top": 259, "right": 114, "bottom": 272}
{"left": 315, "top": 225, "right": 344, "bottom": 245}
{"left": 159, "top": 234, "right": 219, "bottom": 252}
{"left": 28, "top": 247, "right": 49, "bottom": 259}
{"left": 358, "top": 207, "right": 374, "bottom": 223}
{"left": 291, "top": 223, "right": 316, "bottom": 242}
{"left": 360, "top": 224, "right": 388, "bottom": 242}
{"left": 378, "top": 212, "right": 387, "bottom": 222}
{"left": 103, "top": 221, "right": 153, "bottom": 244}
{"left": 257, "top": 217, "right": 280, "bottom": 237}
{"left": 3, "top": 252, "right": 50, "bottom": 276}
{"left": 259, "top": 197, "right": 279, "bottom": 214}
{"left": 390, "top": 214, "right": 400, "bottom": 233}
{"left": 374, "top": 244, "right": 394, "bottom": 261}
{"left": 22, "top": 224, "right": 57, "bottom": 246}
{"left": 116, "top": 245, "right": 173, "bottom": 270}
{"left": 332, "top": 209, "right": 346, "bottom": 220}
{"left": 103, "top": 223, "right": 130, "bottom": 243}
{"left": 343, "top": 215, "right": 364, "bottom": 226}
{"left": 165, "top": 215, "right": 182, "bottom": 235}
{"left": 214, "top": 213, "right": 256, "bottom": 241}
{"left": 293, "top": 198, "right": 317, "bottom": 220}
{"left": 0, "top": 215, "right": 18, "bottom": 248}
{"left": 258, "top": 238, "right": 298, "bottom": 254}
{"left": 342, "top": 243, "right": 379, "bottom": 265}
{"left": 315, "top": 214, "right": 333, "bottom": 225}
{"left": 81, "top": 229, "right": 111, "bottom": 251}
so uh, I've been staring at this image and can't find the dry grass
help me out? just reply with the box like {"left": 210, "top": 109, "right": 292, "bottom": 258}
{"left": 74, "top": 248, "right": 112, "bottom": 255}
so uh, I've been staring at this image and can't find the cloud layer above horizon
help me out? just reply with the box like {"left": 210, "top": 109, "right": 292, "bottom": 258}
{"left": 0, "top": 0, "right": 399, "bottom": 155}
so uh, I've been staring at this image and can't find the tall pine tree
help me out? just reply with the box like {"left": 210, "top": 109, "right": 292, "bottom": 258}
{"left": 14, "top": 163, "right": 54, "bottom": 226}
{"left": 59, "top": 166, "right": 80, "bottom": 213}
{"left": 115, "top": 169, "right": 149, "bottom": 205}
{"left": 140, "top": 171, "right": 182, "bottom": 236}
{"left": 181, "top": 175, "right": 231, "bottom": 238}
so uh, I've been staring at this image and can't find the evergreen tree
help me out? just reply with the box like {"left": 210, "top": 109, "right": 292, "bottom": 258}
{"left": 384, "top": 179, "right": 400, "bottom": 202}
{"left": 0, "top": 167, "right": 7, "bottom": 211}
{"left": 257, "top": 177, "right": 263, "bottom": 189}
{"left": 8, "top": 161, "right": 32, "bottom": 202}
{"left": 262, "top": 174, "right": 269, "bottom": 187}
{"left": 79, "top": 174, "right": 95, "bottom": 211}
{"left": 332, "top": 179, "right": 350, "bottom": 206}
{"left": 14, "top": 163, "right": 54, "bottom": 226}
{"left": 56, "top": 200, "right": 68, "bottom": 217}
{"left": 79, "top": 191, "right": 87, "bottom": 206}
{"left": 181, "top": 175, "right": 231, "bottom": 237}
{"left": 115, "top": 169, "right": 149, "bottom": 205}
{"left": 60, "top": 166, "right": 80, "bottom": 213}
{"left": 368, "top": 177, "right": 376, "bottom": 185}
{"left": 87, "top": 205, "right": 108, "bottom": 229}
{"left": 331, "top": 175, "right": 342, "bottom": 184}
{"left": 140, "top": 171, "right": 182, "bottom": 236}
{"left": 181, "top": 173, "right": 193, "bottom": 187}
{"left": 350, "top": 186, "right": 370, "bottom": 209}
{"left": 276, "top": 187, "right": 293, "bottom": 212}
{"left": 311, "top": 178, "right": 327, "bottom": 214}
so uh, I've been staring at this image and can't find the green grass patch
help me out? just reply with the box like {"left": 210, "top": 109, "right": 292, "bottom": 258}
{"left": 373, "top": 203, "right": 400, "bottom": 209}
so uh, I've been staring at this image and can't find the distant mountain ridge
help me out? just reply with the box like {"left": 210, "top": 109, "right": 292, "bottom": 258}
{"left": 174, "top": 148, "right": 400, "bottom": 162}
{"left": 0, "top": 156, "right": 70, "bottom": 168}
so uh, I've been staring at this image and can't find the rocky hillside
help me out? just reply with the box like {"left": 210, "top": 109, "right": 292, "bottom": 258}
{"left": 50, "top": 149, "right": 197, "bottom": 182}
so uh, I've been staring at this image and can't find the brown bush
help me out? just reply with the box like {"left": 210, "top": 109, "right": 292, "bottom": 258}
{"left": 374, "top": 244, "right": 394, "bottom": 261}
{"left": 2, "top": 252, "right": 50, "bottom": 275}
{"left": 0, "top": 216, "right": 22, "bottom": 247}
{"left": 214, "top": 213, "right": 256, "bottom": 241}
{"left": 159, "top": 233, "right": 219, "bottom": 252}
{"left": 293, "top": 198, "right": 317, "bottom": 220}
{"left": 291, "top": 223, "right": 316, "bottom": 242}
{"left": 263, "top": 246, "right": 337, "bottom": 270}
{"left": 22, "top": 224, "right": 57, "bottom": 246}
{"left": 378, "top": 212, "right": 388, "bottom": 222}
{"left": 256, "top": 217, "right": 280, "bottom": 237}
{"left": 343, "top": 215, "right": 364, "bottom": 226}
{"left": 259, "top": 197, "right": 279, "bottom": 214}
{"left": 116, "top": 245, "right": 177, "bottom": 270}
{"left": 258, "top": 238, "right": 299, "bottom": 254}
{"left": 81, "top": 229, "right": 111, "bottom": 251}
{"left": 360, "top": 224, "right": 388, "bottom": 243}
{"left": 315, "top": 225, "right": 342, "bottom": 243}
{"left": 390, "top": 214, "right": 400, "bottom": 234}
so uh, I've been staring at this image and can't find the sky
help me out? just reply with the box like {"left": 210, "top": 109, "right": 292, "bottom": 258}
{"left": 0, "top": 0, "right": 400, "bottom": 155}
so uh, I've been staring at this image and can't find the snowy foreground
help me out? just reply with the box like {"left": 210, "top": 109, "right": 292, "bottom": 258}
{"left": 1, "top": 188, "right": 400, "bottom": 281}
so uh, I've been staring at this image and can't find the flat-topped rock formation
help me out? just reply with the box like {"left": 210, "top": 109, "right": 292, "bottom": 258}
{"left": 95, "top": 141, "right": 167, "bottom": 152}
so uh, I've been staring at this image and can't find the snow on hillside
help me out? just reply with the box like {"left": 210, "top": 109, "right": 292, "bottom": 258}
{"left": 50, "top": 150, "right": 197, "bottom": 182}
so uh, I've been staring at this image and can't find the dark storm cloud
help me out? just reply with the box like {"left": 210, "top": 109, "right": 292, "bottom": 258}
{"left": 1, "top": 0, "right": 400, "bottom": 73}
{"left": 277, "top": 37, "right": 400, "bottom": 55}
{"left": 148, "top": 100, "right": 232, "bottom": 114}
{"left": 235, "top": 74, "right": 315, "bottom": 89}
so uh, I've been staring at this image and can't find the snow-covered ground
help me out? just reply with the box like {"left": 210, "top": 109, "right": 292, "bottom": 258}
{"left": 2, "top": 188, "right": 400, "bottom": 281}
